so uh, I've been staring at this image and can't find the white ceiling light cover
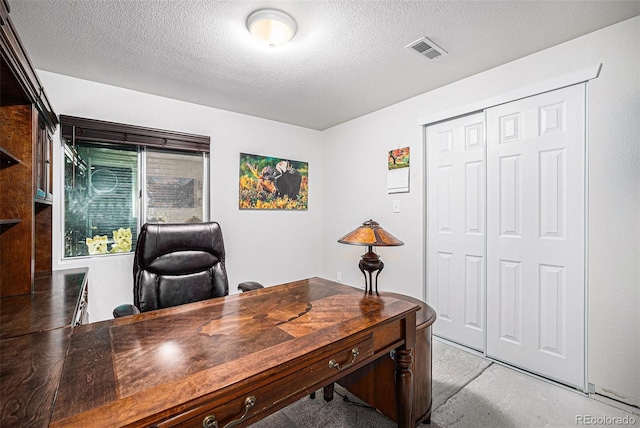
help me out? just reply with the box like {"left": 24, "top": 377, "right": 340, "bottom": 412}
{"left": 247, "top": 9, "right": 298, "bottom": 48}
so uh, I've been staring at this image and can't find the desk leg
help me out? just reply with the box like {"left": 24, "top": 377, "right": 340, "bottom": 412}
{"left": 396, "top": 311, "right": 416, "bottom": 428}
{"left": 395, "top": 347, "right": 414, "bottom": 428}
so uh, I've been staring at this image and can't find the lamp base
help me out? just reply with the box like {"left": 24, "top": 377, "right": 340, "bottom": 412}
{"left": 359, "top": 246, "right": 384, "bottom": 294}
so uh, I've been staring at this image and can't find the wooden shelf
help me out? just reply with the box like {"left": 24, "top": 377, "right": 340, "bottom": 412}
{"left": 34, "top": 195, "right": 53, "bottom": 205}
{"left": 0, "top": 219, "right": 22, "bottom": 225}
{"left": 0, "top": 146, "right": 21, "bottom": 165}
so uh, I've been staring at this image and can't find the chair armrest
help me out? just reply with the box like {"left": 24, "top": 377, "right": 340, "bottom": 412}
{"left": 238, "top": 281, "right": 264, "bottom": 292}
{"left": 113, "top": 304, "right": 141, "bottom": 318}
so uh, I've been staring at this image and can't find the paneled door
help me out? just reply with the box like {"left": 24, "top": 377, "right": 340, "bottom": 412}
{"left": 427, "top": 112, "right": 485, "bottom": 351}
{"left": 485, "top": 84, "right": 586, "bottom": 389}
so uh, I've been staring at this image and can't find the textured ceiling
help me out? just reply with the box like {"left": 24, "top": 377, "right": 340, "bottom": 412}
{"left": 8, "top": 0, "right": 640, "bottom": 130}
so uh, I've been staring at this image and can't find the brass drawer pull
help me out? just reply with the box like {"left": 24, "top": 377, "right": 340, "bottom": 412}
{"left": 328, "top": 347, "right": 359, "bottom": 371}
{"left": 202, "top": 396, "right": 257, "bottom": 428}
{"left": 223, "top": 396, "right": 256, "bottom": 428}
{"left": 202, "top": 415, "right": 217, "bottom": 428}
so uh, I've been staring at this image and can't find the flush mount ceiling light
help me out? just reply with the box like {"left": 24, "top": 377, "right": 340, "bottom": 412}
{"left": 247, "top": 9, "right": 297, "bottom": 48}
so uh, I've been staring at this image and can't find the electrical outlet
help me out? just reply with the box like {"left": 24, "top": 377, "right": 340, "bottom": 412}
{"left": 359, "top": 277, "right": 365, "bottom": 289}
{"left": 337, "top": 271, "right": 342, "bottom": 282}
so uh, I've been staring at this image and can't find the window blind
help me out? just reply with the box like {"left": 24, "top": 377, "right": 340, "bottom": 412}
{"left": 60, "top": 115, "right": 210, "bottom": 153}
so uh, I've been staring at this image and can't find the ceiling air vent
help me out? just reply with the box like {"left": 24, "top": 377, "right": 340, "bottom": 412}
{"left": 406, "top": 37, "right": 447, "bottom": 60}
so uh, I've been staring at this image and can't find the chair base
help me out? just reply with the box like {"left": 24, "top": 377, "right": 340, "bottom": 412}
{"left": 113, "top": 304, "right": 140, "bottom": 318}
{"left": 238, "top": 281, "right": 264, "bottom": 292}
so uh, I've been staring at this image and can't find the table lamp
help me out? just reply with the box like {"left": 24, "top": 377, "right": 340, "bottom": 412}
{"left": 338, "top": 219, "right": 404, "bottom": 294}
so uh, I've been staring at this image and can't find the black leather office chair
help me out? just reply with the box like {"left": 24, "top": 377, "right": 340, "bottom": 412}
{"left": 113, "top": 222, "right": 262, "bottom": 318}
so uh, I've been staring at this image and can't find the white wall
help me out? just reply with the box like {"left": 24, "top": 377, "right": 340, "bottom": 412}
{"left": 41, "top": 71, "right": 324, "bottom": 322}
{"left": 322, "top": 17, "right": 639, "bottom": 406}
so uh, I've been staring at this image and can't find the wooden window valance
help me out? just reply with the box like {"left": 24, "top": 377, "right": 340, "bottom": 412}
{"left": 60, "top": 115, "right": 210, "bottom": 153}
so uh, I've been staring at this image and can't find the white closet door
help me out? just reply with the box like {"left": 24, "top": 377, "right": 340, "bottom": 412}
{"left": 427, "top": 112, "right": 485, "bottom": 351}
{"left": 486, "top": 84, "right": 586, "bottom": 389}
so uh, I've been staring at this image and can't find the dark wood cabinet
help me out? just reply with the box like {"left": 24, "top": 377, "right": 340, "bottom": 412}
{"left": 1, "top": 0, "right": 57, "bottom": 296}
{"left": 0, "top": 103, "right": 37, "bottom": 295}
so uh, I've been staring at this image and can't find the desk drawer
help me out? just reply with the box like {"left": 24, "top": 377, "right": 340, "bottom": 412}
{"left": 159, "top": 336, "right": 374, "bottom": 427}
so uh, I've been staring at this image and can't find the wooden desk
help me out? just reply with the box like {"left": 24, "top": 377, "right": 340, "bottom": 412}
{"left": 0, "top": 268, "right": 88, "bottom": 427}
{"left": 338, "top": 292, "right": 436, "bottom": 426}
{"left": 0, "top": 268, "right": 88, "bottom": 340}
{"left": 50, "top": 277, "right": 419, "bottom": 427}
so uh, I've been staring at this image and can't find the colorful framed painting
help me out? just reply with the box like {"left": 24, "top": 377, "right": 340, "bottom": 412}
{"left": 239, "top": 153, "right": 308, "bottom": 210}
{"left": 388, "top": 146, "right": 410, "bottom": 169}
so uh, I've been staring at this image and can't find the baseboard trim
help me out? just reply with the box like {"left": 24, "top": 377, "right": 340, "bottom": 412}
{"left": 590, "top": 392, "right": 640, "bottom": 416}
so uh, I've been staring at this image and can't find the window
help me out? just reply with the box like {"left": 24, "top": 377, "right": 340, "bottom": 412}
{"left": 64, "top": 143, "right": 138, "bottom": 257}
{"left": 145, "top": 149, "right": 205, "bottom": 223}
{"left": 61, "top": 116, "right": 209, "bottom": 258}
